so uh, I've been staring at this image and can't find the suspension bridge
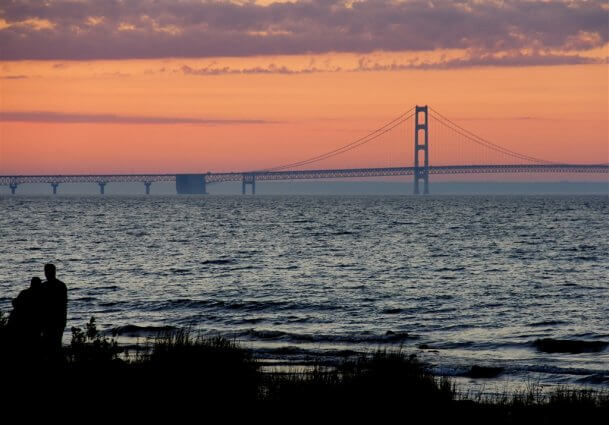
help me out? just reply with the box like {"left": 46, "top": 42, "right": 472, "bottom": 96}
{"left": 1, "top": 106, "right": 607, "bottom": 195}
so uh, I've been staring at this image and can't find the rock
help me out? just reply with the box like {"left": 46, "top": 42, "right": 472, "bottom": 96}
{"left": 533, "top": 338, "right": 608, "bottom": 354}
{"left": 467, "top": 365, "right": 504, "bottom": 379}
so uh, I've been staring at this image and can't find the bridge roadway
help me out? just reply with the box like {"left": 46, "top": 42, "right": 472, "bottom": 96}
{"left": 1, "top": 164, "right": 608, "bottom": 186}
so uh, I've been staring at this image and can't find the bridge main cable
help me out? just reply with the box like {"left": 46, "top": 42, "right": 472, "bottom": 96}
{"left": 428, "top": 107, "right": 554, "bottom": 165}
{"left": 258, "top": 107, "right": 416, "bottom": 172}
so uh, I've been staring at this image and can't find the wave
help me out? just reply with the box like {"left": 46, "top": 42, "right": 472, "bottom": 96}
{"left": 18, "top": 258, "right": 39, "bottom": 264}
{"left": 577, "top": 374, "right": 609, "bottom": 385}
{"left": 276, "top": 265, "right": 298, "bottom": 270}
{"left": 562, "top": 245, "right": 597, "bottom": 252}
{"left": 429, "top": 365, "right": 472, "bottom": 377}
{"left": 146, "top": 299, "right": 224, "bottom": 311}
{"left": 227, "top": 300, "right": 293, "bottom": 311}
{"left": 240, "top": 317, "right": 265, "bottom": 324}
{"left": 381, "top": 308, "right": 403, "bottom": 314}
{"left": 111, "top": 324, "right": 178, "bottom": 336}
{"left": 429, "top": 362, "right": 608, "bottom": 382}
{"left": 72, "top": 296, "right": 96, "bottom": 302}
{"left": 418, "top": 337, "right": 609, "bottom": 354}
{"left": 169, "top": 268, "right": 192, "bottom": 274}
{"left": 575, "top": 256, "right": 598, "bottom": 261}
{"left": 70, "top": 286, "right": 120, "bottom": 297}
{"left": 429, "top": 341, "right": 476, "bottom": 349}
{"left": 434, "top": 267, "right": 466, "bottom": 272}
{"left": 201, "top": 259, "right": 237, "bottom": 265}
{"left": 527, "top": 320, "right": 567, "bottom": 327}
{"left": 126, "top": 231, "right": 147, "bottom": 237}
{"left": 145, "top": 298, "right": 342, "bottom": 314}
{"left": 257, "top": 346, "right": 360, "bottom": 359}
{"left": 236, "top": 329, "right": 418, "bottom": 344}
{"left": 519, "top": 364, "right": 600, "bottom": 377}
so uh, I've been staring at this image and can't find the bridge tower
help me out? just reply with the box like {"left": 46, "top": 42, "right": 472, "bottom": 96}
{"left": 414, "top": 105, "right": 429, "bottom": 194}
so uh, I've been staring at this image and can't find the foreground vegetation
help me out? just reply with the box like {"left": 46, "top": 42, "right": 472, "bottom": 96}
{"left": 1, "top": 314, "right": 607, "bottom": 420}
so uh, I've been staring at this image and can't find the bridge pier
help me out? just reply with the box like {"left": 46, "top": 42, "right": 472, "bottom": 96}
{"left": 9, "top": 183, "right": 17, "bottom": 195}
{"left": 242, "top": 174, "right": 256, "bottom": 195}
{"left": 414, "top": 105, "right": 429, "bottom": 195}
{"left": 98, "top": 181, "right": 107, "bottom": 195}
{"left": 144, "top": 181, "right": 152, "bottom": 195}
{"left": 51, "top": 183, "right": 59, "bottom": 195}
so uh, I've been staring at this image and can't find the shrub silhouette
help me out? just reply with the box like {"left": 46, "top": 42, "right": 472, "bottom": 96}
{"left": 69, "top": 317, "right": 122, "bottom": 364}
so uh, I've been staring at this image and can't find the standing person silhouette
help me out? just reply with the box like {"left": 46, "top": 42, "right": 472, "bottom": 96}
{"left": 42, "top": 263, "right": 67, "bottom": 360}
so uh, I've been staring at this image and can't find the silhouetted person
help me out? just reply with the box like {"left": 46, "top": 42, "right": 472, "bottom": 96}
{"left": 41, "top": 263, "right": 67, "bottom": 359}
{"left": 7, "top": 277, "right": 44, "bottom": 358}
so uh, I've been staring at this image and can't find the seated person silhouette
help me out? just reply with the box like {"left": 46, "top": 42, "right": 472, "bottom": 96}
{"left": 7, "top": 277, "right": 44, "bottom": 358}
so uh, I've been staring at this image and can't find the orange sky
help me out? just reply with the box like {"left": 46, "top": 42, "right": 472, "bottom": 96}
{"left": 1, "top": 56, "right": 608, "bottom": 176}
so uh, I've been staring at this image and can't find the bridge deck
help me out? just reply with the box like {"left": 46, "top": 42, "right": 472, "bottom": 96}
{"left": 1, "top": 164, "right": 608, "bottom": 186}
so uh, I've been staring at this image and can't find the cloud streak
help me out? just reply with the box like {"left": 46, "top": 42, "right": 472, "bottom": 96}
{"left": 178, "top": 52, "right": 605, "bottom": 76}
{"left": 0, "top": 111, "right": 277, "bottom": 125}
{"left": 0, "top": 0, "right": 607, "bottom": 66}
{"left": 353, "top": 52, "right": 606, "bottom": 71}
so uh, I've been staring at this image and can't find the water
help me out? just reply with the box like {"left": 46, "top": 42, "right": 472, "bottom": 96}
{"left": 1, "top": 195, "right": 608, "bottom": 391}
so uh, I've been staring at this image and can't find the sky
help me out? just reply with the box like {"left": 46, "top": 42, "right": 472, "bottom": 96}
{"left": 0, "top": 0, "right": 608, "bottom": 177}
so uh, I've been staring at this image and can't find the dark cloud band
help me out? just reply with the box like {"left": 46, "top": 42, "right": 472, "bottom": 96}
{"left": 1, "top": 0, "right": 607, "bottom": 63}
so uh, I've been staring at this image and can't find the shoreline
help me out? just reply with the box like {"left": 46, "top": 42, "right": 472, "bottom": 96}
{"left": 3, "top": 310, "right": 608, "bottom": 394}
{"left": 2, "top": 317, "right": 608, "bottom": 417}
{"left": 103, "top": 330, "right": 609, "bottom": 392}
{"left": 65, "top": 324, "right": 609, "bottom": 393}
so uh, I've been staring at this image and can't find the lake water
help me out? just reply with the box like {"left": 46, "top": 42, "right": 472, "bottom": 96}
{"left": 1, "top": 194, "right": 608, "bottom": 391}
